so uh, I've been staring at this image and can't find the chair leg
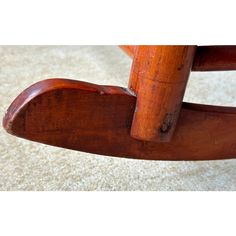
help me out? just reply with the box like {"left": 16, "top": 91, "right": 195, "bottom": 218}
{"left": 129, "top": 46, "right": 196, "bottom": 142}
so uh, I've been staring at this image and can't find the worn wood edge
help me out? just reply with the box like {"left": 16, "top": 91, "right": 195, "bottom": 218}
{"left": 3, "top": 78, "right": 236, "bottom": 161}
{"left": 3, "top": 78, "right": 131, "bottom": 134}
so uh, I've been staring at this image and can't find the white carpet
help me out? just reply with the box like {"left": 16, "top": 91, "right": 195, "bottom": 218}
{"left": 0, "top": 46, "right": 235, "bottom": 190}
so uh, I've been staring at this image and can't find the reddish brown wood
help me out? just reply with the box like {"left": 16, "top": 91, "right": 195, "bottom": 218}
{"left": 192, "top": 46, "right": 236, "bottom": 71}
{"left": 3, "top": 78, "right": 236, "bottom": 161}
{"left": 120, "top": 45, "right": 236, "bottom": 71}
{"left": 129, "top": 46, "right": 196, "bottom": 142}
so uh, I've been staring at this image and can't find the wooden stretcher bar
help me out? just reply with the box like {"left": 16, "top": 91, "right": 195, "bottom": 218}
{"left": 120, "top": 45, "right": 236, "bottom": 71}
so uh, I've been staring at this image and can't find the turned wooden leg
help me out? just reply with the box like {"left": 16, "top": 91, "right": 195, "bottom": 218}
{"left": 129, "top": 46, "right": 196, "bottom": 142}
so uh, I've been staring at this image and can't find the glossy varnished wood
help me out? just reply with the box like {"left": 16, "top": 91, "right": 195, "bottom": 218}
{"left": 192, "top": 46, "right": 236, "bottom": 71}
{"left": 3, "top": 79, "right": 236, "bottom": 160}
{"left": 129, "top": 46, "right": 196, "bottom": 142}
{"left": 120, "top": 45, "right": 236, "bottom": 71}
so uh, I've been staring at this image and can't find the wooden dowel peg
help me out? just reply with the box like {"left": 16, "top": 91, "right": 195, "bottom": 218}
{"left": 130, "top": 46, "right": 196, "bottom": 142}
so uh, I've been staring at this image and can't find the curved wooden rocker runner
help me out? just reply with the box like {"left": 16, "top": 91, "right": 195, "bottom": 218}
{"left": 3, "top": 46, "right": 236, "bottom": 161}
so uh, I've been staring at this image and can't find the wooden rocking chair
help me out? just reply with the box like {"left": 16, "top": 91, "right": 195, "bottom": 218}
{"left": 3, "top": 45, "right": 236, "bottom": 161}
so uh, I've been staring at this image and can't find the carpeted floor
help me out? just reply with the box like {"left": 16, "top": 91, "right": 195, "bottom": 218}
{"left": 0, "top": 45, "right": 236, "bottom": 190}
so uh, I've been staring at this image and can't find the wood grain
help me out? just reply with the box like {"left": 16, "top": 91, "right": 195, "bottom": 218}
{"left": 3, "top": 78, "right": 236, "bottom": 161}
{"left": 192, "top": 46, "right": 236, "bottom": 71}
{"left": 120, "top": 45, "right": 236, "bottom": 71}
{"left": 129, "top": 46, "right": 196, "bottom": 142}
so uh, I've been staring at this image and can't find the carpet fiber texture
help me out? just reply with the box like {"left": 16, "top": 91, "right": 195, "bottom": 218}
{"left": 0, "top": 46, "right": 236, "bottom": 190}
